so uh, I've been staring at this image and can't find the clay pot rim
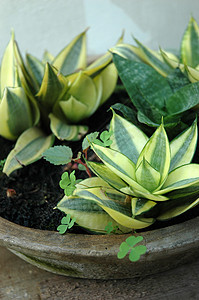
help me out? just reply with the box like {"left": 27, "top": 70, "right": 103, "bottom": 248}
{"left": 1, "top": 215, "right": 199, "bottom": 256}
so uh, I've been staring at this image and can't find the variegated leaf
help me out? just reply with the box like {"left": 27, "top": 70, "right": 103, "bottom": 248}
{"left": 0, "top": 87, "right": 33, "bottom": 140}
{"left": 180, "top": 17, "right": 199, "bottom": 68}
{"left": 86, "top": 161, "right": 128, "bottom": 191}
{"left": 42, "top": 50, "right": 54, "bottom": 64}
{"left": 169, "top": 118, "right": 197, "bottom": 171}
{"left": 37, "top": 63, "right": 69, "bottom": 113}
{"left": 110, "top": 43, "right": 143, "bottom": 62}
{"left": 131, "top": 198, "right": 157, "bottom": 217}
{"left": 56, "top": 195, "right": 127, "bottom": 234}
{"left": 136, "top": 123, "right": 170, "bottom": 189}
{"left": 74, "top": 187, "right": 154, "bottom": 229}
{"left": 156, "top": 164, "right": 199, "bottom": 195}
{"left": 110, "top": 111, "right": 148, "bottom": 164}
{"left": 157, "top": 197, "right": 199, "bottom": 221}
{"left": 49, "top": 113, "right": 88, "bottom": 141}
{"left": 160, "top": 49, "right": 199, "bottom": 83}
{"left": 63, "top": 71, "right": 98, "bottom": 121}
{"left": 133, "top": 38, "right": 172, "bottom": 76}
{"left": 98, "top": 63, "right": 118, "bottom": 105}
{"left": 135, "top": 158, "right": 161, "bottom": 192}
{"left": 26, "top": 53, "right": 45, "bottom": 90}
{"left": 91, "top": 142, "right": 137, "bottom": 185}
{"left": 0, "top": 32, "right": 20, "bottom": 97}
{"left": 3, "top": 127, "right": 54, "bottom": 175}
{"left": 52, "top": 30, "right": 87, "bottom": 75}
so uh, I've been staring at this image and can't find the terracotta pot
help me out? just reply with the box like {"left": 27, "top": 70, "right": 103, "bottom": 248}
{"left": 0, "top": 215, "right": 198, "bottom": 279}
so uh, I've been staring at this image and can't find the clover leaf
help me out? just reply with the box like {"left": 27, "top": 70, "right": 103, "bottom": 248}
{"left": 59, "top": 170, "right": 82, "bottom": 196}
{"left": 104, "top": 222, "right": 119, "bottom": 234}
{"left": 57, "top": 214, "right": 76, "bottom": 234}
{"left": 94, "top": 130, "right": 113, "bottom": 147}
{"left": 117, "top": 235, "right": 147, "bottom": 262}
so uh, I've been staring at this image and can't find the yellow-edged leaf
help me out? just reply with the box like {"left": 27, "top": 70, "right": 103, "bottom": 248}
{"left": 110, "top": 111, "right": 148, "bottom": 164}
{"left": 49, "top": 113, "right": 88, "bottom": 141}
{"left": 3, "top": 127, "right": 54, "bottom": 175}
{"left": 52, "top": 30, "right": 87, "bottom": 75}
{"left": 0, "top": 87, "right": 33, "bottom": 140}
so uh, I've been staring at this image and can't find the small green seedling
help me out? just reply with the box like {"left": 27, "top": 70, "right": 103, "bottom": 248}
{"left": 57, "top": 214, "right": 76, "bottom": 234}
{"left": 94, "top": 130, "right": 113, "bottom": 147}
{"left": 82, "top": 131, "right": 99, "bottom": 151}
{"left": 59, "top": 170, "right": 82, "bottom": 196}
{"left": 117, "top": 236, "right": 147, "bottom": 262}
{"left": 0, "top": 159, "right": 6, "bottom": 172}
{"left": 105, "top": 222, "right": 119, "bottom": 234}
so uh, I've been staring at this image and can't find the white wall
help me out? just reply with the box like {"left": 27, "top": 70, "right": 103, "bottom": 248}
{"left": 0, "top": 0, "right": 199, "bottom": 60}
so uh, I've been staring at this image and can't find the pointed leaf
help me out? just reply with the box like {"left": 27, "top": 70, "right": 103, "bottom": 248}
{"left": 42, "top": 50, "right": 54, "bottom": 64}
{"left": 180, "top": 17, "right": 199, "bottom": 68}
{"left": 134, "top": 38, "right": 172, "bottom": 76}
{"left": 26, "top": 53, "right": 45, "bottom": 90}
{"left": 109, "top": 111, "right": 148, "bottom": 164}
{"left": 36, "top": 63, "right": 69, "bottom": 112}
{"left": 112, "top": 54, "right": 172, "bottom": 124}
{"left": 59, "top": 96, "right": 88, "bottom": 123}
{"left": 0, "top": 87, "right": 33, "bottom": 140}
{"left": 110, "top": 43, "right": 143, "bottom": 62}
{"left": 86, "top": 161, "right": 128, "bottom": 191}
{"left": 52, "top": 30, "right": 87, "bottom": 75}
{"left": 0, "top": 32, "right": 20, "bottom": 97}
{"left": 136, "top": 124, "right": 170, "bottom": 188}
{"left": 131, "top": 198, "right": 157, "bottom": 217}
{"left": 91, "top": 142, "right": 137, "bottom": 185}
{"left": 169, "top": 119, "right": 197, "bottom": 171}
{"left": 135, "top": 158, "right": 161, "bottom": 192}
{"left": 3, "top": 127, "right": 54, "bottom": 175}
{"left": 67, "top": 71, "right": 97, "bottom": 118}
{"left": 157, "top": 164, "right": 199, "bottom": 194}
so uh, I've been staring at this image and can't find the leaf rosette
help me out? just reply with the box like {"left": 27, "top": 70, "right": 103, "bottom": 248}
{"left": 56, "top": 111, "right": 199, "bottom": 232}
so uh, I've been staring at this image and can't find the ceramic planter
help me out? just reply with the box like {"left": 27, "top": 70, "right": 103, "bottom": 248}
{"left": 0, "top": 215, "right": 198, "bottom": 279}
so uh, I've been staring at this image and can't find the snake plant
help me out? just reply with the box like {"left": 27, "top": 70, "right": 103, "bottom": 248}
{"left": 111, "top": 16, "right": 199, "bottom": 82}
{"left": 25, "top": 30, "right": 119, "bottom": 140}
{"left": 56, "top": 111, "right": 199, "bottom": 233}
{"left": 109, "top": 52, "right": 199, "bottom": 137}
{"left": 1, "top": 31, "right": 119, "bottom": 175}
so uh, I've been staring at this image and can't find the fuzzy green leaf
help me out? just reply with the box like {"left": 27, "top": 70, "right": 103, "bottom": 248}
{"left": 43, "top": 145, "right": 73, "bottom": 165}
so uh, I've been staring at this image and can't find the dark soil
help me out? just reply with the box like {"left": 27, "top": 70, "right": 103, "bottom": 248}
{"left": 1, "top": 131, "right": 198, "bottom": 233}
{"left": 0, "top": 89, "right": 198, "bottom": 232}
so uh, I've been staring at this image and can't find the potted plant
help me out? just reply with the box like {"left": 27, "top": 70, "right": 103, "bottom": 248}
{"left": 0, "top": 18, "right": 199, "bottom": 280}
